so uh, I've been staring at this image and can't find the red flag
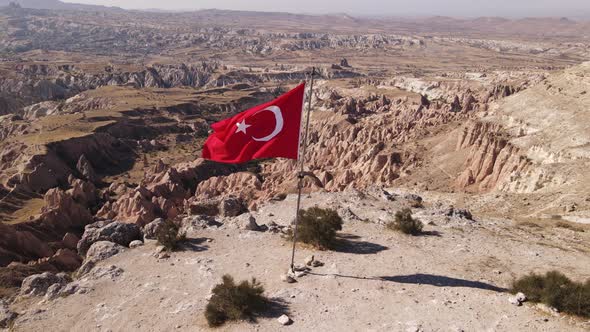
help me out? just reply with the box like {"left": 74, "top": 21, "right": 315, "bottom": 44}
{"left": 202, "top": 83, "right": 306, "bottom": 164}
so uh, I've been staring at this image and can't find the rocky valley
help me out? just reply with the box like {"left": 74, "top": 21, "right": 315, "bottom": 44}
{"left": 0, "top": 1, "right": 589, "bottom": 331}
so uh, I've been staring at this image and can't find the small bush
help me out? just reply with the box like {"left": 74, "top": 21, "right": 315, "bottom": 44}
{"left": 388, "top": 208, "right": 423, "bottom": 235}
{"left": 511, "top": 271, "right": 590, "bottom": 318}
{"left": 156, "top": 219, "right": 186, "bottom": 251}
{"left": 295, "top": 207, "right": 343, "bottom": 250}
{"left": 205, "top": 275, "right": 269, "bottom": 327}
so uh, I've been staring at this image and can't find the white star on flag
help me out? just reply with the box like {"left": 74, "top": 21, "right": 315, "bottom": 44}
{"left": 235, "top": 119, "right": 251, "bottom": 134}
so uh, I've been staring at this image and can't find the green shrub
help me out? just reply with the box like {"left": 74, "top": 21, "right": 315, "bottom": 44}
{"left": 511, "top": 271, "right": 590, "bottom": 318}
{"left": 205, "top": 275, "right": 269, "bottom": 327}
{"left": 295, "top": 207, "right": 343, "bottom": 250}
{"left": 388, "top": 208, "right": 423, "bottom": 235}
{"left": 156, "top": 219, "right": 186, "bottom": 251}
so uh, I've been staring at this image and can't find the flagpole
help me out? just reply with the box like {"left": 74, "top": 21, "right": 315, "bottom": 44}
{"left": 290, "top": 67, "right": 316, "bottom": 271}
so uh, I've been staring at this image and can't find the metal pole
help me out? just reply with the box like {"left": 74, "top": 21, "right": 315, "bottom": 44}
{"left": 290, "top": 67, "right": 316, "bottom": 271}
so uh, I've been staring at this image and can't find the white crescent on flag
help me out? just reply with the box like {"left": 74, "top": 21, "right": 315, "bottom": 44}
{"left": 251, "top": 106, "right": 284, "bottom": 142}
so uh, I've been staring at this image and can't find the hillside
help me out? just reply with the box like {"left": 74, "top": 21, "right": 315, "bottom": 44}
{"left": 0, "top": 0, "right": 121, "bottom": 11}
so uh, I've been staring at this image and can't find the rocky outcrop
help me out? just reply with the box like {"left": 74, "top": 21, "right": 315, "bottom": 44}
{"left": 77, "top": 221, "right": 141, "bottom": 255}
{"left": 185, "top": 196, "right": 247, "bottom": 217}
{"left": 0, "top": 179, "right": 95, "bottom": 267}
{"left": 85, "top": 241, "right": 126, "bottom": 262}
{"left": 142, "top": 218, "right": 166, "bottom": 240}
{"left": 76, "top": 154, "right": 99, "bottom": 183}
{"left": 454, "top": 121, "right": 529, "bottom": 192}
{"left": 66, "top": 177, "right": 98, "bottom": 207}
{"left": 97, "top": 159, "right": 241, "bottom": 225}
{"left": 0, "top": 223, "right": 53, "bottom": 267}
{"left": 36, "top": 186, "right": 93, "bottom": 230}
{"left": 78, "top": 241, "right": 126, "bottom": 276}
{"left": 42, "top": 248, "right": 83, "bottom": 271}
{"left": 19, "top": 272, "right": 70, "bottom": 297}
{"left": 195, "top": 172, "right": 262, "bottom": 201}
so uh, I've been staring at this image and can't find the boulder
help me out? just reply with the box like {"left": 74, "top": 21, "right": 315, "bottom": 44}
{"left": 78, "top": 241, "right": 125, "bottom": 276}
{"left": 62, "top": 232, "right": 80, "bottom": 250}
{"left": 179, "top": 215, "right": 221, "bottom": 234}
{"left": 19, "top": 272, "right": 69, "bottom": 297}
{"left": 58, "top": 282, "right": 90, "bottom": 297}
{"left": 220, "top": 196, "right": 247, "bottom": 217}
{"left": 143, "top": 218, "right": 166, "bottom": 240}
{"left": 45, "top": 283, "right": 64, "bottom": 300}
{"left": 235, "top": 214, "right": 262, "bottom": 231}
{"left": 446, "top": 207, "right": 474, "bottom": 220}
{"left": 85, "top": 241, "right": 126, "bottom": 262}
{"left": 48, "top": 248, "right": 83, "bottom": 271}
{"left": 81, "top": 265, "right": 124, "bottom": 282}
{"left": 277, "top": 314, "right": 292, "bottom": 325}
{"left": 77, "top": 221, "right": 142, "bottom": 255}
{"left": 129, "top": 240, "right": 144, "bottom": 248}
{"left": 186, "top": 199, "right": 220, "bottom": 216}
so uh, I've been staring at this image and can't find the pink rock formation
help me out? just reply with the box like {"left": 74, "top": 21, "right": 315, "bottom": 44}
{"left": 455, "top": 121, "right": 529, "bottom": 192}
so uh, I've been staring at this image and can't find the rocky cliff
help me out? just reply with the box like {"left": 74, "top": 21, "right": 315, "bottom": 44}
{"left": 454, "top": 62, "right": 590, "bottom": 195}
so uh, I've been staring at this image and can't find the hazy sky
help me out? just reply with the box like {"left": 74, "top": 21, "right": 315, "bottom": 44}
{"left": 62, "top": 0, "right": 590, "bottom": 18}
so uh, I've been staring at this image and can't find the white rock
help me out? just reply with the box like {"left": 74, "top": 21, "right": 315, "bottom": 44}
{"left": 280, "top": 274, "right": 296, "bottom": 283}
{"left": 508, "top": 296, "right": 522, "bottom": 306}
{"left": 277, "top": 314, "right": 292, "bottom": 325}
{"left": 129, "top": 240, "right": 144, "bottom": 248}
{"left": 515, "top": 292, "right": 527, "bottom": 303}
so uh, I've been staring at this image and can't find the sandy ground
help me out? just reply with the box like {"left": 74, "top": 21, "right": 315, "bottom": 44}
{"left": 8, "top": 189, "right": 590, "bottom": 332}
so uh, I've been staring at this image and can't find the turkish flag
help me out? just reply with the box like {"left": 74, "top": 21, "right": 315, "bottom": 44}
{"left": 202, "top": 83, "right": 306, "bottom": 164}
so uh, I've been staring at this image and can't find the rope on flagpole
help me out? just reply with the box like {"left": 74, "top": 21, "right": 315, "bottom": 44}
{"left": 290, "top": 67, "right": 316, "bottom": 271}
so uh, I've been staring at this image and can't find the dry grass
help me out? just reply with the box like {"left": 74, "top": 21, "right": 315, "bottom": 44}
{"left": 205, "top": 275, "right": 269, "bottom": 327}
{"left": 156, "top": 219, "right": 186, "bottom": 251}
{"left": 6, "top": 198, "right": 45, "bottom": 224}
{"left": 512, "top": 271, "right": 590, "bottom": 318}
{"left": 387, "top": 208, "right": 423, "bottom": 236}
{"left": 294, "top": 207, "right": 343, "bottom": 250}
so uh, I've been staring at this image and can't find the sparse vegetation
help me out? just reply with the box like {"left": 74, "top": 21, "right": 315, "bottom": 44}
{"left": 156, "top": 219, "right": 186, "bottom": 251}
{"left": 511, "top": 271, "right": 590, "bottom": 318}
{"left": 295, "top": 207, "right": 343, "bottom": 250}
{"left": 205, "top": 274, "right": 269, "bottom": 327}
{"left": 388, "top": 208, "right": 423, "bottom": 235}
